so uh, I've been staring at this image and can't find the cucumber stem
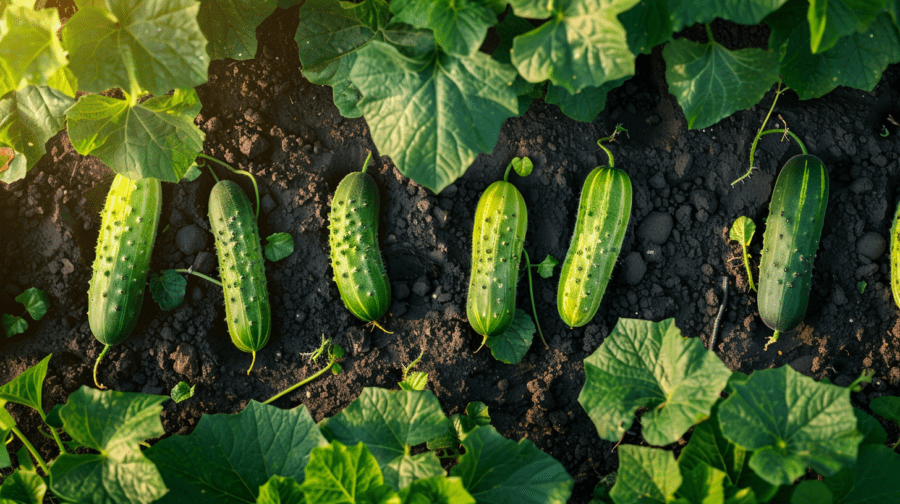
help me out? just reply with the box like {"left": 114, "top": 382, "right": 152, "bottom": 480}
{"left": 764, "top": 330, "right": 780, "bottom": 351}
{"left": 741, "top": 243, "right": 756, "bottom": 292}
{"left": 174, "top": 268, "right": 223, "bottom": 287}
{"left": 247, "top": 351, "right": 257, "bottom": 375}
{"left": 11, "top": 426, "right": 49, "bottom": 475}
{"left": 262, "top": 356, "right": 339, "bottom": 404}
{"left": 93, "top": 345, "right": 111, "bottom": 389}
{"left": 523, "top": 250, "right": 549, "bottom": 349}
{"left": 360, "top": 151, "right": 373, "bottom": 174}
{"left": 732, "top": 79, "right": 797, "bottom": 187}
{"left": 474, "top": 335, "right": 488, "bottom": 353}
{"left": 366, "top": 320, "right": 393, "bottom": 334}
{"left": 198, "top": 154, "right": 261, "bottom": 221}
{"left": 503, "top": 160, "right": 513, "bottom": 182}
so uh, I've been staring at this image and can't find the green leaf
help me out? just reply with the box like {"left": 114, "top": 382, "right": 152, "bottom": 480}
{"left": 678, "top": 406, "right": 748, "bottom": 486}
{"left": 485, "top": 308, "right": 535, "bottom": 365}
{"left": 663, "top": 39, "right": 780, "bottom": 130}
{"left": 0, "top": 461, "right": 47, "bottom": 504}
{"left": 870, "top": 395, "right": 900, "bottom": 426}
{"left": 854, "top": 407, "right": 888, "bottom": 446}
{"left": 44, "top": 403, "right": 62, "bottom": 429}
{"left": 67, "top": 89, "right": 205, "bottom": 182}
{"left": 45, "top": 65, "right": 78, "bottom": 98}
{"left": 256, "top": 475, "right": 304, "bottom": 504}
{"left": 0, "top": 85, "right": 73, "bottom": 183}
{"left": 391, "top": 0, "right": 495, "bottom": 55}
{"left": 0, "top": 354, "right": 49, "bottom": 416}
{"left": 14, "top": 288, "right": 47, "bottom": 321}
{"left": 50, "top": 387, "right": 169, "bottom": 504}
{"left": 319, "top": 388, "right": 450, "bottom": 490}
{"left": 0, "top": 148, "right": 26, "bottom": 183}
{"left": 807, "top": 0, "right": 890, "bottom": 53}
{"left": 858, "top": 281, "right": 867, "bottom": 293}
{"left": 0, "top": 3, "right": 65, "bottom": 91}
{"left": 150, "top": 270, "right": 188, "bottom": 311}
{"left": 717, "top": 366, "right": 863, "bottom": 486}
{"left": 778, "top": 13, "right": 900, "bottom": 99}
{"left": 145, "top": 401, "right": 327, "bottom": 503}
{"left": 61, "top": 0, "right": 208, "bottom": 95}
{"left": 674, "top": 462, "right": 730, "bottom": 504}
{"left": 826, "top": 445, "right": 900, "bottom": 503}
{"left": 170, "top": 382, "right": 195, "bottom": 403}
{"left": 544, "top": 78, "right": 624, "bottom": 123}
{"left": 400, "top": 476, "right": 474, "bottom": 504}
{"left": 1, "top": 314, "right": 26, "bottom": 338}
{"left": 618, "top": 0, "right": 674, "bottom": 55}
{"left": 608, "top": 445, "right": 680, "bottom": 504}
{"left": 451, "top": 425, "right": 573, "bottom": 503}
{"left": 578, "top": 318, "right": 731, "bottom": 445}
{"left": 198, "top": 0, "right": 277, "bottom": 61}
{"left": 182, "top": 163, "right": 202, "bottom": 182}
{"left": 509, "top": 0, "right": 640, "bottom": 93}
{"left": 265, "top": 232, "right": 295, "bottom": 262}
{"left": 465, "top": 402, "right": 490, "bottom": 427}
{"left": 729, "top": 216, "right": 756, "bottom": 247}
{"left": 668, "top": 0, "right": 790, "bottom": 30}
{"left": 300, "top": 442, "right": 398, "bottom": 504}
{"left": 349, "top": 41, "right": 518, "bottom": 193}
{"left": 791, "top": 480, "right": 833, "bottom": 504}
{"left": 399, "top": 371, "right": 428, "bottom": 391}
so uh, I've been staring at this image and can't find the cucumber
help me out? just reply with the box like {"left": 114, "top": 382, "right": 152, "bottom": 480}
{"left": 329, "top": 153, "right": 391, "bottom": 331}
{"left": 466, "top": 180, "right": 528, "bottom": 337}
{"left": 209, "top": 179, "right": 271, "bottom": 373}
{"left": 758, "top": 154, "right": 829, "bottom": 348}
{"left": 892, "top": 201, "right": 900, "bottom": 310}
{"left": 557, "top": 167, "right": 632, "bottom": 327}
{"left": 88, "top": 174, "right": 162, "bottom": 387}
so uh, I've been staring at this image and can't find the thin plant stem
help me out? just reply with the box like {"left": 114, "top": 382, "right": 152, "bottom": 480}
{"left": 11, "top": 426, "right": 49, "bottom": 475}
{"left": 523, "top": 250, "right": 549, "bottom": 349}
{"left": 93, "top": 345, "right": 110, "bottom": 389}
{"left": 47, "top": 424, "right": 66, "bottom": 454}
{"left": 359, "top": 151, "right": 373, "bottom": 174}
{"left": 247, "top": 351, "right": 256, "bottom": 375}
{"left": 174, "top": 268, "right": 223, "bottom": 287}
{"left": 732, "top": 80, "right": 802, "bottom": 186}
{"left": 198, "top": 154, "right": 260, "bottom": 220}
{"left": 263, "top": 359, "right": 337, "bottom": 404}
{"left": 741, "top": 243, "right": 756, "bottom": 292}
{"left": 765, "top": 330, "right": 780, "bottom": 351}
{"left": 503, "top": 160, "right": 513, "bottom": 182}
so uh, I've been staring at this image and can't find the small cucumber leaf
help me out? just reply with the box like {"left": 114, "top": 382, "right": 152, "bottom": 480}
{"left": 450, "top": 425, "right": 573, "bottom": 503}
{"left": 50, "top": 387, "right": 169, "bottom": 504}
{"left": 544, "top": 78, "right": 625, "bottom": 123}
{"left": 0, "top": 452, "right": 47, "bottom": 503}
{"left": 0, "top": 85, "right": 73, "bottom": 183}
{"left": 197, "top": 0, "right": 277, "bottom": 61}
{"left": 807, "top": 0, "right": 890, "bottom": 54}
{"left": 619, "top": 0, "right": 674, "bottom": 55}
{"left": 181, "top": 163, "right": 202, "bottom": 182}
{"left": 62, "top": 0, "right": 208, "bottom": 95}
{"left": 256, "top": 475, "right": 304, "bottom": 504}
{"left": 536, "top": 254, "right": 559, "bottom": 279}
{"left": 511, "top": 156, "right": 533, "bottom": 177}
{"left": 578, "top": 318, "right": 731, "bottom": 446}
{"left": 465, "top": 402, "right": 490, "bottom": 427}
{"left": 349, "top": 41, "right": 519, "bottom": 193}
{"left": 0, "top": 3, "right": 65, "bottom": 91}
{"left": 170, "top": 382, "right": 195, "bottom": 403}
{"left": 2, "top": 313, "right": 27, "bottom": 338}
{"left": 300, "top": 442, "right": 399, "bottom": 504}
{"left": 790, "top": 480, "right": 833, "bottom": 504}
{"left": 145, "top": 401, "right": 327, "bottom": 503}
{"left": 824, "top": 445, "right": 900, "bottom": 503}
{"left": 485, "top": 308, "right": 535, "bottom": 365}
{"left": 663, "top": 39, "right": 779, "bottom": 130}
{"left": 150, "top": 270, "right": 188, "bottom": 311}
{"left": 399, "top": 371, "right": 428, "bottom": 391}
{"left": 15, "top": 287, "right": 48, "bottom": 321}
{"left": 509, "top": 0, "right": 640, "bottom": 93}
{"left": 390, "top": 0, "right": 495, "bottom": 55}
{"left": 729, "top": 216, "right": 756, "bottom": 247}
{"left": 870, "top": 395, "right": 900, "bottom": 426}
{"left": 0, "top": 354, "right": 49, "bottom": 416}
{"left": 67, "top": 89, "right": 205, "bottom": 183}
{"left": 398, "top": 476, "right": 474, "bottom": 504}
{"left": 717, "top": 366, "right": 863, "bottom": 486}
{"left": 319, "top": 388, "right": 449, "bottom": 490}
{"left": 609, "top": 445, "right": 680, "bottom": 504}
{"left": 857, "top": 281, "right": 867, "bottom": 293}
{"left": 265, "top": 232, "right": 295, "bottom": 262}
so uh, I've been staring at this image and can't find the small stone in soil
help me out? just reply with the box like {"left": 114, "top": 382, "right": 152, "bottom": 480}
{"left": 636, "top": 212, "right": 673, "bottom": 245}
{"left": 622, "top": 252, "right": 646, "bottom": 285}
{"left": 176, "top": 224, "right": 208, "bottom": 256}
{"left": 857, "top": 232, "right": 886, "bottom": 260}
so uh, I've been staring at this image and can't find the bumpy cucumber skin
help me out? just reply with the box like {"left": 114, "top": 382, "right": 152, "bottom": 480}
{"left": 467, "top": 181, "right": 528, "bottom": 337}
{"left": 892, "top": 201, "right": 900, "bottom": 310}
{"left": 209, "top": 180, "right": 270, "bottom": 353}
{"left": 88, "top": 175, "right": 162, "bottom": 346}
{"left": 329, "top": 172, "right": 391, "bottom": 322}
{"left": 758, "top": 154, "right": 829, "bottom": 332}
{"left": 558, "top": 168, "right": 632, "bottom": 328}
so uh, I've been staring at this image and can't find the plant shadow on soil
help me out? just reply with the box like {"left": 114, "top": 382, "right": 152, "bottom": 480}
{"left": 1, "top": 8, "right": 900, "bottom": 503}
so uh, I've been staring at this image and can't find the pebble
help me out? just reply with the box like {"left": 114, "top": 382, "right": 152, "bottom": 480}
{"left": 622, "top": 252, "right": 646, "bottom": 285}
{"left": 394, "top": 283, "right": 410, "bottom": 300}
{"left": 857, "top": 232, "right": 886, "bottom": 260}
{"left": 412, "top": 279, "right": 430, "bottom": 297}
{"left": 831, "top": 286, "right": 847, "bottom": 306}
{"left": 176, "top": 225, "right": 208, "bottom": 256}
{"left": 649, "top": 172, "right": 666, "bottom": 189}
{"left": 856, "top": 264, "right": 879, "bottom": 278}
{"left": 636, "top": 212, "right": 673, "bottom": 244}
{"left": 690, "top": 189, "right": 718, "bottom": 214}
{"left": 261, "top": 194, "right": 277, "bottom": 215}
{"left": 60, "top": 258, "right": 74, "bottom": 275}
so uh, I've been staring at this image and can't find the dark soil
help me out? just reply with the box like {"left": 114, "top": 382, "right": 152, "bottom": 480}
{"left": 2, "top": 7, "right": 900, "bottom": 502}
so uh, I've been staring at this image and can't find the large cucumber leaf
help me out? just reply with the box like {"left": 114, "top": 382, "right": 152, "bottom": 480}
{"left": 390, "top": 0, "right": 495, "bottom": 55}
{"left": 0, "top": 86, "right": 73, "bottom": 183}
{"left": 197, "top": 0, "right": 278, "bottom": 61}
{"left": 0, "top": 3, "right": 65, "bottom": 95}
{"left": 806, "top": 0, "right": 890, "bottom": 53}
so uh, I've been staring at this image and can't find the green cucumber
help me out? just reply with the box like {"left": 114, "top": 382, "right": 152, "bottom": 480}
{"left": 892, "top": 201, "right": 900, "bottom": 310}
{"left": 209, "top": 179, "right": 271, "bottom": 373}
{"left": 758, "top": 154, "right": 829, "bottom": 349}
{"left": 466, "top": 180, "right": 528, "bottom": 337}
{"left": 329, "top": 153, "right": 391, "bottom": 331}
{"left": 88, "top": 174, "right": 162, "bottom": 388}
{"left": 557, "top": 167, "right": 632, "bottom": 327}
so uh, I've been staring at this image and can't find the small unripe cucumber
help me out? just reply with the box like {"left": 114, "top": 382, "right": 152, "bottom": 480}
{"left": 557, "top": 168, "right": 632, "bottom": 327}
{"left": 466, "top": 181, "right": 527, "bottom": 337}
{"left": 891, "top": 201, "right": 900, "bottom": 309}
{"left": 88, "top": 174, "right": 162, "bottom": 346}
{"left": 329, "top": 155, "right": 391, "bottom": 327}
{"left": 758, "top": 154, "right": 829, "bottom": 333}
{"left": 209, "top": 180, "right": 271, "bottom": 369}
